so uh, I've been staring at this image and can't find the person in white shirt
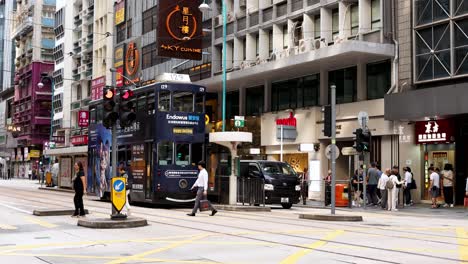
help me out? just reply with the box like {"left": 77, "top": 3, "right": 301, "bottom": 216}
{"left": 387, "top": 168, "right": 406, "bottom": 211}
{"left": 429, "top": 167, "right": 440, "bottom": 209}
{"left": 51, "top": 159, "right": 59, "bottom": 187}
{"left": 377, "top": 170, "right": 389, "bottom": 210}
{"left": 441, "top": 164, "right": 454, "bottom": 208}
{"left": 187, "top": 161, "right": 217, "bottom": 216}
{"left": 403, "top": 167, "right": 413, "bottom": 206}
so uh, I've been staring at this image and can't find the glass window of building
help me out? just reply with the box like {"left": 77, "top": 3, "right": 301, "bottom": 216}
{"left": 256, "top": 34, "right": 260, "bottom": 56}
{"left": 332, "top": 8, "right": 339, "bottom": 40}
{"left": 455, "top": 0, "right": 468, "bottom": 16}
{"left": 173, "top": 91, "right": 193, "bottom": 112}
{"left": 158, "top": 141, "right": 173, "bottom": 165}
{"left": 246, "top": 86, "right": 264, "bottom": 116}
{"left": 116, "top": 23, "right": 126, "bottom": 43}
{"left": 371, "top": 0, "right": 382, "bottom": 29}
{"left": 314, "top": 15, "right": 321, "bottom": 39}
{"left": 127, "top": 19, "right": 132, "bottom": 39}
{"left": 226, "top": 91, "right": 239, "bottom": 119}
{"left": 175, "top": 143, "right": 190, "bottom": 166}
{"left": 328, "top": 66, "right": 357, "bottom": 104}
{"left": 158, "top": 90, "right": 170, "bottom": 111}
{"left": 283, "top": 24, "right": 288, "bottom": 49}
{"left": 350, "top": 4, "right": 359, "bottom": 35}
{"left": 367, "top": 60, "right": 391, "bottom": 100}
{"left": 455, "top": 19, "right": 468, "bottom": 75}
{"left": 191, "top": 143, "right": 204, "bottom": 165}
{"left": 269, "top": 29, "right": 273, "bottom": 54}
{"left": 137, "top": 95, "right": 146, "bottom": 112}
{"left": 271, "top": 73, "right": 320, "bottom": 111}
{"left": 302, "top": 74, "right": 320, "bottom": 107}
{"left": 142, "top": 6, "right": 158, "bottom": 34}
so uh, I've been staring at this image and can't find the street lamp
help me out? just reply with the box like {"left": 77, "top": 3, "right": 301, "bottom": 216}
{"left": 199, "top": 1, "right": 226, "bottom": 132}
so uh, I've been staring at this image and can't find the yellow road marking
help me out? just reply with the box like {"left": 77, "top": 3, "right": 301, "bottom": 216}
{"left": 0, "top": 224, "right": 17, "bottom": 230}
{"left": 0, "top": 234, "right": 200, "bottom": 253}
{"left": 24, "top": 217, "right": 57, "bottom": 228}
{"left": 280, "top": 230, "right": 345, "bottom": 264}
{"left": 106, "top": 233, "right": 210, "bottom": 264}
{"left": 0, "top": 253, "right": 218, "bottom": 263}
{"left": 456, "top": 228, "right": 468, "bottom": 263}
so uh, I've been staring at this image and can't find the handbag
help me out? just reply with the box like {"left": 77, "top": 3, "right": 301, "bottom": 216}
{"left": 199, "top": 200, "right": 211, "bottom": 212}
{"left": 411, "top": 180, "right": 417, "bottom": 190}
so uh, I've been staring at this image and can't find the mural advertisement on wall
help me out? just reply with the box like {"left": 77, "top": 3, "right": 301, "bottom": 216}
{"left": 87, "top": 124, "right": 112, "bottom": 198}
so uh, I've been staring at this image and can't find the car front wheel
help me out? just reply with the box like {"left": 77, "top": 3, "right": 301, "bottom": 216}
{"left": 281, "top": 203, "right": 293, "bottom": 209}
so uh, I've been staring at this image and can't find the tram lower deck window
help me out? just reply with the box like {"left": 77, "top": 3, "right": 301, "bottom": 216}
{"left": 175, "top": 143, "right": 190, "bottom": 166}
{"left": 158, "top": 141, "right": 173, "bottom": 165}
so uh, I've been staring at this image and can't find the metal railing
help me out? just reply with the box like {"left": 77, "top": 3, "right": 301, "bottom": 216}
{"left": 237, "top": 177, "right": 265, "bottom": 206}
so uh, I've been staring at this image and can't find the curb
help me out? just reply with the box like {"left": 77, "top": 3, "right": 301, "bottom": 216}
{"left": 299, "top": 214, "right": 363, "bottom": 222}
{"left": 215, "top": 205, "right": 271, "bottom": 212}
{"left": 77, "top": 217, "right": 148, "bottom": 229}
{"left": 33, "top": 209, "right": 89, "bottom": 216}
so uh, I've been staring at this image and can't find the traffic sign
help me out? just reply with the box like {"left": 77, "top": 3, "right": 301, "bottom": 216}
{"left": 358, "top": 111, "right": 369, "bottom": 128}
{"left": 111, "top": 177, "right": 126, "bottom": 213}
{"left": 234, "top": 116, "right": 245, "bottom": 128}
{"left": 325, "top": 144, "right": 340, "bottom": 160}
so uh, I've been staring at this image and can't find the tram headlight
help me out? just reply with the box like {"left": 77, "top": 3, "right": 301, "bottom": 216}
{"left": 264, "top": 184, "right": 274, "bottom": 191}
{"left": 295, "top": 185, "right": 301, "bottom": 191}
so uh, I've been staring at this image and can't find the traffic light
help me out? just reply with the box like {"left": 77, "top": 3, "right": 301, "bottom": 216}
{"left": 323, "top": 105, "right": 332, "bottom": 137}
{"left": 353, "top": 128, "right": 371, "bottom": 152}
{"left": 119, "top": 89, "right": 136, "bottom": 128}
{"left": 103, "top": 87, "right": 118, "bottom": 129}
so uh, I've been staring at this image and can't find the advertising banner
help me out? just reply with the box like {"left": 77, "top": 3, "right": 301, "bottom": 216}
{"left": 115, "top": 0, "right": 125, "bottom": 25}
{"left": 78, "top": 110, "right": 89, "bottom": 127}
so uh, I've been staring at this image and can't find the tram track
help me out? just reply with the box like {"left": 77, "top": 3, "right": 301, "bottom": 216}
{"left": 0, "top": 186, "right": 465, "bottom": 263}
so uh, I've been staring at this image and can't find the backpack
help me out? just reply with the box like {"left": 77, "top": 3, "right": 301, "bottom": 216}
{"left": 386, "top": 179, "right": 394, "bottom": 189}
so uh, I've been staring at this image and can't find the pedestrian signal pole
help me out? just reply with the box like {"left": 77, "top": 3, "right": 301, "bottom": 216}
{"left": 330, "top": 84, "right": 336, "bottom": 215}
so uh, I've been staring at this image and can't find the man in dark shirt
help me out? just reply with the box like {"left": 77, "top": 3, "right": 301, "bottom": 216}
{"left": 366, "top": 162, "right": 380, "bottom": 206}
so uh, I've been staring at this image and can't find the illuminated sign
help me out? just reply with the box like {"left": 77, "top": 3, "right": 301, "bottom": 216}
{"left": 415, "top": 119, "right": 454, "bottom": 144}
{"left": 78, "top": 110, "right": 89, "bottom": 127}
{"left": 173, "top": 127, "right": 194, "bottom": 135}
{"left": 71, "top": 135, "right": 89, "bottom": 146}
{"left": 205, "top": 114, "right": 210, "bottom": 125}
{"left": 124, "top": 41, "right": 140, "bottom": 85}
{"left": 276, "top": 112, "right": 297, "bottom": 127}
{"left": 157, "top": 1, "right": 203, "bottom": 60}
{"left": 114, "top": 45, "right": 125, "bottom": 68}
{"left": 115, "top": 67, "right": 124, "bottom": 87}
{"left": 115, "top": 0, "right": 125, "bottom": 25}
{"left": 276, "top": 112, "right": 297, "bottom": 141}
{"left": 29, "top": 150, "right": 40, "bottom": 158}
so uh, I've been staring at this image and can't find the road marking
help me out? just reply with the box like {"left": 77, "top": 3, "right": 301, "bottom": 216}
{"left": 0, "top": 203, "right": 31, "bottom": 214}
{"left": 456, "top": 228, "right": 468, "bottom": 263}
{"left": 24, "top": 217, "right": 57, "bottom": 228}
{"left": 280, "top": 230, "right": 345, "bottom": 264}
{"left": 0, "top": 224, "right": 17, "bottom": 230}
{"left": 105, "top": 234, "right": 210, "bottom": 264}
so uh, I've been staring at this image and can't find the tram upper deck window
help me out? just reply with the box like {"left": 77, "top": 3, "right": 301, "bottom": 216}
{"left": 173, "top": 91, "right": 193, "bottom": 112}
{"left": 175, "top": 143, "right": 190, "bottom": 166}
{"left": 148, "top": 92, "right": 155, "bottom": 115}
{"left": 137, "top": 95, "right": 146, "bottom": 112}
{"left": 195, "top": 93, "right": 204, "bottom": 113}
{"left": 158, "top": 91, "right": 170, "bottom": 112}
{"left": 158, "top": 141, "right": 173, "bottom": 165}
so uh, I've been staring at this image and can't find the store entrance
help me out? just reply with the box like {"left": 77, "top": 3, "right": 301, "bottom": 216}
{"left": 422, "top": 144, "right": 455, "bottom": 200}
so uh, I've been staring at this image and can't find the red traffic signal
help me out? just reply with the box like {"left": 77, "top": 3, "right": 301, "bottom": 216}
{"left": 120, "top": 89, "right": 134, "bottom": 100}
{"left": 103, "top": 87, "right": 115, "bottom": 100}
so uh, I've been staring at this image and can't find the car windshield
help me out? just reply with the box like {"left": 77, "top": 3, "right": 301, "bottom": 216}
{"left": 260, "top": 162, "right": 296, "bottom": 176}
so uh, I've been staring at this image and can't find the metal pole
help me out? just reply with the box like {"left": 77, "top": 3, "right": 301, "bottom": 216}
{"left": 280, "top": 125, "right": 283, "bottom": 162}
{"left": 111, "top": 123, "right": 117, "bottom": 216}
{"left": 348, "top": 156, "right": 352, "bottom": 208}
{"left": 331, "top": 85, "right": 336, "bottom": 215}
{"left": 222, "top": 0, "right": 227, "bottom": 132}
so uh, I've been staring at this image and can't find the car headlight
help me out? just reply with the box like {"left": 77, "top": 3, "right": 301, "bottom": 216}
{"left": 264, "top": 184, "right": 274, "bottom": 191}
{"left": 295, "top": 185, "right": 301, "bottom": 191}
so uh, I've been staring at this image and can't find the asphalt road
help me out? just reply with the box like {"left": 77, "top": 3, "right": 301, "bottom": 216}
{"left": 0, "top": 179, "right": 467, "bottom": 264}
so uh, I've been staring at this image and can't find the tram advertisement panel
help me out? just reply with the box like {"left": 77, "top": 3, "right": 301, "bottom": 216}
{"left": 130, "top": 144, "right": 145, "bottom": 193}
{"left": 87, "top": 124, "right": 112, "bottom": 198}
{"left": 155, "top": 113, "right": 205, "bottom": 142}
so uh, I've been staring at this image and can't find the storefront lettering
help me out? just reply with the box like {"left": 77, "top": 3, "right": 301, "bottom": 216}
{"left": 276, "top": 112, "right": 297, "bottom": 127}
{"left": 415, "top": 120, "right": 454, "bottom": 144}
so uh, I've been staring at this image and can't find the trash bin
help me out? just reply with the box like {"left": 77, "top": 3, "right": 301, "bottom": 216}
{"left": 335, "top": 184, "right": 349, "bottom": 207}
{"left": 45, "top": 172, "right": 52, "bottom": 187}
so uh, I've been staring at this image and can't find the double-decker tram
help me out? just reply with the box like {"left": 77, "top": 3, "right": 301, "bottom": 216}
{"left": 87, "top": 82, "right": 206, "bottom": 205}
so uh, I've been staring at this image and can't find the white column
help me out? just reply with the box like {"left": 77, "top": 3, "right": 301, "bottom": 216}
{"left": 359, "top": 0, "right": 371, "bottom": 37}
{"left": 259, "top": 28, "right": 269, "bottom": 60}
{"left": 272, "top": 24, "right": 283, "bottom": 52}
{"left": 287, "top": 19, "right": 294, "bottom": 48}
{"left": 339, "top": 1, "right": 351, "bottom": 39}
{"left": 320, "top": 7, "right": 332, "bottom": 45}
{"left": 303, "top": 13, "right": 314, "bottom": 40}
{"left": 233, "top": 37, "right": 244, "bottom": 69}
{"left": 246, "top": 33, "right": 256, "bottom": 62}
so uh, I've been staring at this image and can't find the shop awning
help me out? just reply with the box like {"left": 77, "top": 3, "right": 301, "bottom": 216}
{"left": 43, "top": 146, "right": 88, "bottom": 156}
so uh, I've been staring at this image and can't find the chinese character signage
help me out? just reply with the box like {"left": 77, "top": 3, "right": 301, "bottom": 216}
{"left": 415, "top": 119, "right": 455, "bottom": 144}
{"left": 114, "top": 45, "right": 125, "bottom": 68}
{"left": 116, "top": 67, "right": 124, "bottom": 87}
{"left": 124, "top": 40, "right": 141, "bottom": 86}
{"left": 157, "top": 1, "right": 203, "bottom": 60}
{"left": 78, "top": 110, "right": 89, "bottom": 127}
{"left": 91, "top": 76, "right": 105, "bottom": 101}
{"left": 71, "top": 135, "right": 89, "bottom": 146}
{"left": 115, "top": 0, "right": 125, "bottom": 25}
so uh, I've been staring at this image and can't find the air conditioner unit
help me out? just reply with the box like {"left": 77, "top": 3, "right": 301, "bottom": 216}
{"left": 298, "top": 39, "right": 314, "bottom": 54}
{"left": 268, "top": 51, "right": 277, "bottom": 61}
{"left": 314, "top": 39, "right": 322, "bottom": 50}
{"left": 240, "top": 60, "right": 251, "bottom": 70}
{"left": 239, "top": 0, "right": 246, "bottom": 7}
{"left": 215, "top": 15, "right": 223, "bottom": 26}
{"left": 255, "top": 56, "right": 262, "bottom": 65}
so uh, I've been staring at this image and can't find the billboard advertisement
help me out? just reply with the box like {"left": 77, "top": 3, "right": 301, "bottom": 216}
{"left": 87, "top": 124, "right": 112, "bottom": 197}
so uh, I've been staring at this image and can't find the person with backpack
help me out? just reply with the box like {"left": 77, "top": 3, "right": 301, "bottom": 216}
{"left": 387, "top": 168, "right": 406, "bottom": 212}
{"left": 377, "top": 169, "right": 389, "bottom": 210}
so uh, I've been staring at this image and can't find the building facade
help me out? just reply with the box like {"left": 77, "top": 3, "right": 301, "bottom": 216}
{"left": 385, "top": 0, "right": 468, "bottom": 204}
{"left": 196, "top": 0, "right": 400, "bottom": 201}
{"left": 10, "top": 0, "right": 55, "bottom": 178}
